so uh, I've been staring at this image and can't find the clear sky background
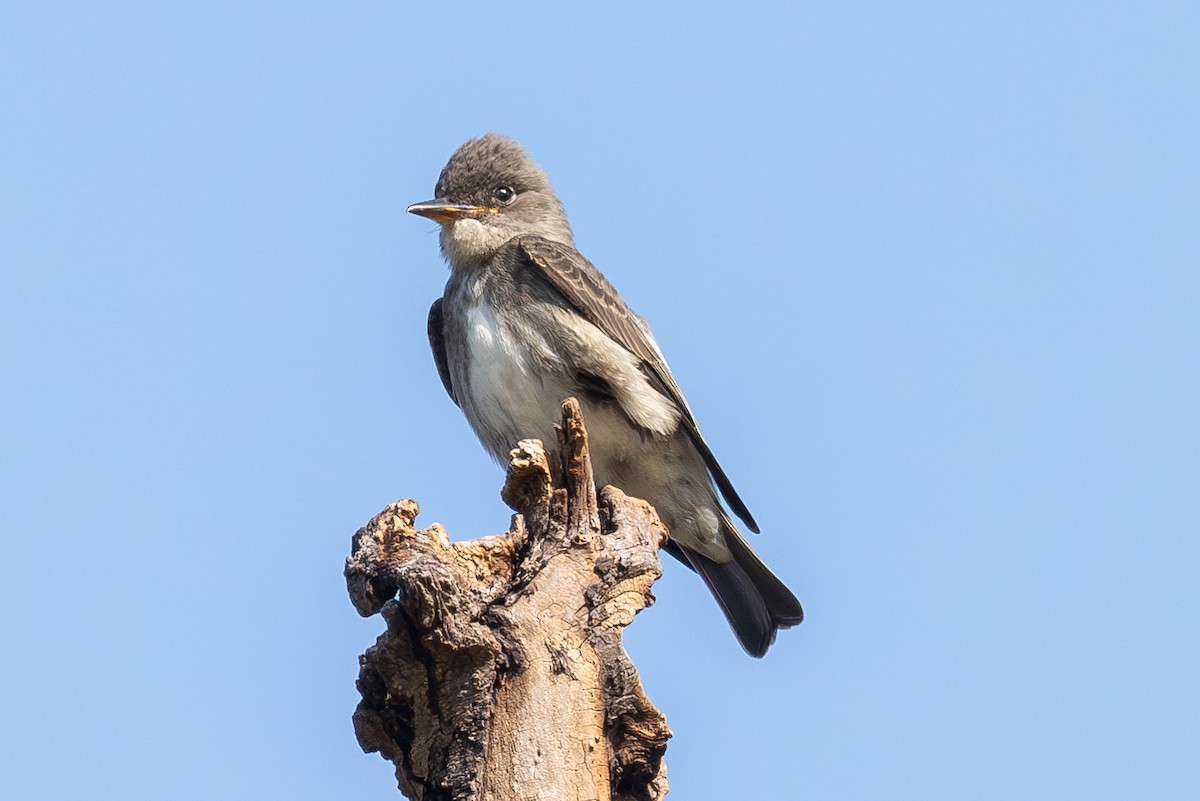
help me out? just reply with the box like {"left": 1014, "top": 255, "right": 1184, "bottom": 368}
{"left": 2, "top": 3, "right": 1197, "bottom": 799}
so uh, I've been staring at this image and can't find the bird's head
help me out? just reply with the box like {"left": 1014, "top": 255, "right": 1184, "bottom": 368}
{"left": 408, "top": 134, "right": 575, "bottom": 268}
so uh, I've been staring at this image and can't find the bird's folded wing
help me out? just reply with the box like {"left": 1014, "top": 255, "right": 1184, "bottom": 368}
{"left": 427, "top": 297, "right": 458, "bottom": 407}
{"left": 517, "top": 235, "right": 760, "bottom": 533}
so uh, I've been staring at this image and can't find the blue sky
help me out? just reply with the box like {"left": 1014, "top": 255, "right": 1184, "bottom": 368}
{"left": 2, "top": 3, "right": 1197, "bottom": 799}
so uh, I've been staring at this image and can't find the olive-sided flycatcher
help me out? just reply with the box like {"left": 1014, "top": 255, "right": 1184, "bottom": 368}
{"left": 408, "top": 134, "right": 803, "bottom": 656}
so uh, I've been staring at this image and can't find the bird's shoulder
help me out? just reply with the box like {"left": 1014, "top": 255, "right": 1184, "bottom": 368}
{"left": 512, "top": 235, "right": 659, "bottom": 363}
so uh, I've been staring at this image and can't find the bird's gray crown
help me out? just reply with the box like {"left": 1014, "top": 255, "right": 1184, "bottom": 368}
{"left": 435, "top": 134, "right": 554, "bottom": 203}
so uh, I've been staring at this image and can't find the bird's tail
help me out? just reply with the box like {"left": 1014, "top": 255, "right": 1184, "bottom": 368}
{"left": 687, "top": 519, "right": 804, "bottom": 658}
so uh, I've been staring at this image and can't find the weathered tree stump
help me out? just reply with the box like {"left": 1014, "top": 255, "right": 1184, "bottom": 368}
{"left": 346, "top": 399, "right": 672, "bottom": 801}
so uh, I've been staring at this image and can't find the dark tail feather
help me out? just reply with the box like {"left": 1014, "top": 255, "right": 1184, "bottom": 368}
{"left": 686, "top": 521, "right": 804, "bottom": 658}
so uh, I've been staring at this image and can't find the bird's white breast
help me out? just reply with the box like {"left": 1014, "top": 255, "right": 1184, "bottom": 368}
{"left": 460, "top": 298, "right": 565, "bottom": 456}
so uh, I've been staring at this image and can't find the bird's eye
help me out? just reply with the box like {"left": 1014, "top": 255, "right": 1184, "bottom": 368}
{"left": 493, "top": 186, "right": 516, "bottom": 205}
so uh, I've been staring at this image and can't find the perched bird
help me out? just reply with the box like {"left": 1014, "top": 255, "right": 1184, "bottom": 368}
{"left": 409, "top": 134, "right": 803, "bottom": 656}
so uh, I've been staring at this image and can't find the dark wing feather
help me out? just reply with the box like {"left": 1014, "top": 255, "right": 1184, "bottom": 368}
{"left": 517, "top": 235, "right": 760, "bottom": 533}
{"left": 427, "top": 297, "right": 458, "bottom": 407}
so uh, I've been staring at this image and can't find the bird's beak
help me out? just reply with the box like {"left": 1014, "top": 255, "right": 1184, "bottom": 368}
{"left": 406, "top": 199, "right": 493, "bottom": 225}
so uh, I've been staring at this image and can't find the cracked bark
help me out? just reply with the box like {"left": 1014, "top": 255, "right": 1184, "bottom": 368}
{"left": 346, "top": 399, "right": 671, "bottom": 801}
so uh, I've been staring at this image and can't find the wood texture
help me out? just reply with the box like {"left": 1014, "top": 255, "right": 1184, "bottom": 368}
{"left": 346, "top": 399, "right": 671, "bottom": 801}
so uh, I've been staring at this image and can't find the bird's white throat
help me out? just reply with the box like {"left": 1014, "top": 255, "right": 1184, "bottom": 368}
{"left": 440, "top": 218, "right": 513, "bottom": 268}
